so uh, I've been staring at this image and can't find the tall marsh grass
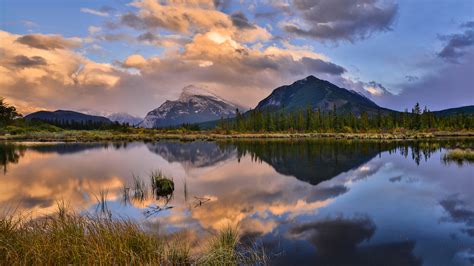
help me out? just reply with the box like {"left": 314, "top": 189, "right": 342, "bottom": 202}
{"left": 198, "top": 226, "right": 267, "bottom": 265}
{"left": 0, "top": 207, "right": 266, "bottom": 265}
{"left": 443, "top": 148, "right": 474, "bottom": 165}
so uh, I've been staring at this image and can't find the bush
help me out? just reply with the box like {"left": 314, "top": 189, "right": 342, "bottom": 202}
{"left": 341, "top": 126, "right": 353, "bottom": 133}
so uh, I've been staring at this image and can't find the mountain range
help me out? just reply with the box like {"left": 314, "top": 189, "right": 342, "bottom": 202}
{"left": 25, "top": 76, "right": 473, "bottom": 128}
{"left": 107, "top": 113, "right": 143, "bottom": 126}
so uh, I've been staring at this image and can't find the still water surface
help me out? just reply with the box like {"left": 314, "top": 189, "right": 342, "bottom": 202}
{"left": 1, "top": 139, "right": 473, "bottom": 265}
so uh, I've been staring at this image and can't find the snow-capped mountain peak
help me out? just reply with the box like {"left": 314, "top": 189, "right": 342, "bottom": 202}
{"left": 107, "top": 112, "right": 143, "bottom": 126}
{"left": 139, "top": 85, "right": 241, "bottom": 128}
{"left": 178, "top": 85, "right": 221, "bottom": 102}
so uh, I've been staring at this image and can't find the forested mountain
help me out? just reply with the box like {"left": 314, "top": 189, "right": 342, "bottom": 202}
{"left": 25, "top": 110, "right": 112, "bottom": 129}
{"left": 214, "top": 76, "right": 474, "bottom": 132}
{"left": 432, "top": 106, "right": 474, "bottom": 117}
{"left": 255, "top": 75, "right": 392, "bottom": 115}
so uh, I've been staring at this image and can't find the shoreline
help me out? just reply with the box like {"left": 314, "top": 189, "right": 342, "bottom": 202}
{"left": 1, "top": 130, "right": 473, "bottom": 142}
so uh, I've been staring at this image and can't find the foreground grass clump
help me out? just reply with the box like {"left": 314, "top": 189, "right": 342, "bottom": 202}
{"left": 443, "top": 148, "right": 474, "bottom": 165}
{"left": 198, "top": 226, "right": 267, "bottom": 265}
{"left": 0, "top": 207, "right": 265, "bottom": 265}
{"left": 151, "top": 171, "right": 175, "bottom": 197}
{"left": 0, "top": 212, "right": 172, "bottom": 264}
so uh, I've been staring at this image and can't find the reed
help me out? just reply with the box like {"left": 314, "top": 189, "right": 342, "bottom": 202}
{"left": 0, "top": 207, "right": 266, "bottom": 265}
{"left": 198, "top": 226, "right": 267, "bottom": 265}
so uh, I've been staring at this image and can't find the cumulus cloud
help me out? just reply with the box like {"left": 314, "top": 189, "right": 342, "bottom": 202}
{"left": 118, "top": 29, "right": 348, "bottom": 109}
{"left": 120, "top": 0, "right": 271, "bottom": 43}
{"left": 283, "top": 0, "right": 398, "bottom": 42}
{"left": 12, "top": 55, "right": 47, "bottom": 68}
{"left": 230, "top": 11, "right": 255, "bottom": 29}
{"left": 363, "top": 81, "right": 391, "bottom": 97}
{"left": 438, "top": 21, "right": 474, "bottom": 62}
{"left": 136, "top": 32, "right": 189, "bottom": 47}
{"left": 15, "top": 34, "right": 81, "bottom": 50}
{"left": 3, "top": 1, "right": 367, "bottom": 116}
{"left": 0, "top": 30, "right": 123, "bottom": 114}
{"left": 121, "top": 0, "right": 231, "bottom": 33}
{"left": 122, "top": 54, "right": 147, "bottom": 68}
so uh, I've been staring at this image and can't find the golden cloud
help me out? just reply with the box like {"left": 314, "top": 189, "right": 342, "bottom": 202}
{"left": 0, "top": 1, "right": 349, "bottom": 116}
{"left": 0, "top": 30, "right": 123, "bottom": 114}
{"left": 123, "top": 0, "right": 270, "bottom": 43}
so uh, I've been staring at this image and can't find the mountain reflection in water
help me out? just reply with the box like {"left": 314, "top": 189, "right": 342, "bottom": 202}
{"left": 0, "top": 139, "right": 473, "bottom": 265}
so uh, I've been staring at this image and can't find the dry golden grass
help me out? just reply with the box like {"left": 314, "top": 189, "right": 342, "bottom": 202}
{"left": 0, "top": 205, "right": 266, "bottom": 265}
{"left": 443, "top": 148, "right": 474, "bottom": 165}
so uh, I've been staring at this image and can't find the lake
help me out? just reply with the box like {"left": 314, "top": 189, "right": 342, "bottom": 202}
{"left": 1, "top": 139, "right": 473, "bottom": 265}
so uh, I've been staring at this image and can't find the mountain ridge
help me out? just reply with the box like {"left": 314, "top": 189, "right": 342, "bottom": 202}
{"left": 107, "top": 112, "right": 143, "bottom": 126}
{"left": 24, "top": 76, "right": 474, "bottom": 129}
{"left": 25, "top": 110, "right": 112, "bottom": 124}
{"left": 432, "top": 105, "right": 474, "bottom": 116}
{"left": 139, "top": 85, "right": 241, "bottom": 128}
{"left": 255, "top": 75, "right": 392, "bottom": 115}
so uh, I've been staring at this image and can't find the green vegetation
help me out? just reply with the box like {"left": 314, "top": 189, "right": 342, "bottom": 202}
{"left": 0, "top": 206, "right": 265, "bottom": 265}
{"left": 32, "top": 117, "right": 130, "bottom": 131}
{"left": 1, "top": 100, "right": 473, "bottom": 141}
{"left": 443, "top": 149, "right": 474, "bottom": 164}
{"left": 122, "top": 172, "right": 175, "bottom": 206}
{"left": 199, "top": 226, "right": 267, "bottom": 265}
{"left": 223, "top": 103, "right": 474, "bottom": 133}
{"left": 151, "top": 171, "right": 175, "bottom": 197}
{"left": 0, "top": 98, "right": 21, "bottom": 127}
{"left": 1, "top": 127, "right": 474, "bottom": 142}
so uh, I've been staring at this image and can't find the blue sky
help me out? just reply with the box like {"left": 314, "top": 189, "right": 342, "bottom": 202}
{"left": 0, "top": 0, "right": 473, "bottom": 115}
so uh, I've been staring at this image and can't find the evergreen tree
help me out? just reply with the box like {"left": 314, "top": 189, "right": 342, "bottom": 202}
{"left": 0, "top": 98, "right": 21, "bottom": 126}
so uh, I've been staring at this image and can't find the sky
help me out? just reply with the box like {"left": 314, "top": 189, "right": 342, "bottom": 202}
{"left": 0, "top": 0, "right": 473, "bottom": 117}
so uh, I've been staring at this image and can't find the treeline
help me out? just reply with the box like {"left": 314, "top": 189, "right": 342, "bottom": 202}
{"left": 31, "top": 118, "right": 130, "bottom": 130}
{"left": 219, "top": 103, "right": 474, "bottom": 132}
{"left": 161, "top": 123, "right": 201, "bottom": 131}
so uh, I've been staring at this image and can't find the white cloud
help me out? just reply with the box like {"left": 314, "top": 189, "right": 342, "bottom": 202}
{"left": 80, "top": 8, "right": 109, "bottom": 17}
{"left": 88, "top": 26, "right": 102, "bottom": 34}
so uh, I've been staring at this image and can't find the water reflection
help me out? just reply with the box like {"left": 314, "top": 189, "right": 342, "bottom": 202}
{"left": 0, "top": 143, "right": 25, "bottom": 173}
{"left": 0, "top": 139, "right": 473, "bottom": 265}
{"left": 147, "top": 141, "right": 236, "bottom": 169}
{"left": 0, "top": 142, "right": 133, "bottom": 173}
{"left": 223, "top": 139, "right": 469, "bottom": 185}
{"left": 286, "top": 215, "right": 421, "bottom": 266}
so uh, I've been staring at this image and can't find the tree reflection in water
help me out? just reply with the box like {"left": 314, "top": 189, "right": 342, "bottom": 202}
{"left": 220, "top": 139, "right": 472, "bottom": 185}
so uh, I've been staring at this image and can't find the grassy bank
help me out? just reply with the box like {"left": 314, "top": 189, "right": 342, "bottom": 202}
{"left": 443, "top": 148, "right": 474, "bottom": 164}
{"left": 0, "top": 207, "right": 265, "bottom": 265}
{"left": 1, "top": 128, "right": 474, "bottom": 142}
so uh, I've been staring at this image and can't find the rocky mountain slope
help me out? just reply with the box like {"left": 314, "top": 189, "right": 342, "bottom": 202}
{"left": 139, "top": 85, "right": 241, "bottom": 128}
{"left": 107, "top": 113, "right": 142, "bottom": 126}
